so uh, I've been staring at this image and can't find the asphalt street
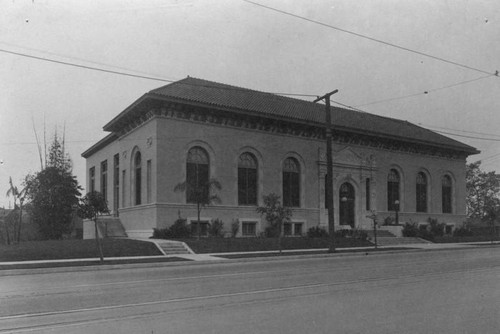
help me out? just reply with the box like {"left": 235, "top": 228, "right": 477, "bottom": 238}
{"left": 0, "top": 247, "right": 499, "bottom": 333}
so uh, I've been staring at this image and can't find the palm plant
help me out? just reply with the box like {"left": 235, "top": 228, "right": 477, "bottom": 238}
{"left": 6, "top": 177, "right": 26, "bottom": 244}
{"left": 174, "top": 178, "right": 221, "bottom": 239}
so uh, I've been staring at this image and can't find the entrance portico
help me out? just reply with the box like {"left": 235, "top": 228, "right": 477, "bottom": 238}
{"left": 319, "top": 147, "right": 377, "bottom": 230}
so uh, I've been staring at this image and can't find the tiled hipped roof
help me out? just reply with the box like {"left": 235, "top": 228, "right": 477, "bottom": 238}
{"left": 102, "top": 77, "right": 478, "bottom": 155}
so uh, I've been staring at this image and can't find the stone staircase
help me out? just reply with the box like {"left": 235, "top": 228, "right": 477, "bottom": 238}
{"left": 154, "top": 240, "right": 193, "bottom": 255}
{"left": 365, "top": 229, "right": 432, "bottom": 246}
{"left": 96, "top": 216, "right": 128, "bottom": 238}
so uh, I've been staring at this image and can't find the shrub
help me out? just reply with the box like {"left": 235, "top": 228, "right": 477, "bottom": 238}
{"left": 307, "top": 226, "right": 329, "bottom": 238}
{"left": 153, "top": 218, "right": 191, "bottom": 239}
{"left": 351, "top": 228, "right": 368, "bottom": 241}
{"left": 152, "top": 227, "right": 169, "bottom": 239}
{"left": 169, "top": 218, "right": 191, "bottom": 238}
{"left": 264, "top": 225, "right": 280, "bottom": 238}
{"left": 453, "top": 226, "right": 474, "bottom": 237}
{"left": 402, "top": 222, "right": 419, "bottom": 237}
{"left": 418, "top": 228, "right": 434, "bottom": 241}
{"left": 208, "top": 218, "right": 225, "bottom": 237}
{"left": 231, "top": 219, "right": 239, "bottom": 238}
{"left": 428, "top": 217, "right": 445, "bottom": 237}
{"left": 334, "top": 229, "right": 349, "bottom": 238}
{"left": 384, "top": 216, "right": 395, "bottom": 226}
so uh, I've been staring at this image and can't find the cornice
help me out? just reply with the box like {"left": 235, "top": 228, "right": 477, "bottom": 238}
{"left": 112, "top": 102, "right": 469, "bottom": 161}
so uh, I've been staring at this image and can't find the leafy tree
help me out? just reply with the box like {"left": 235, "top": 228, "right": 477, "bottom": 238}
{"left": 77, "top": 191, "right": 109, "bottom": 262}
{"left": 256, "top": 193, "right": 292, "bottom": 254}
{"left": 466, "top": 161, "right": 500, "bottom": 221}
{"left": 174, "top": 178, "right": 221, "bottom": 239}
{"left": 24, "top": 134, "right": 81, "bottom": 240}
{"left": 47, "top": 131, "right": 72, "bottom": 171}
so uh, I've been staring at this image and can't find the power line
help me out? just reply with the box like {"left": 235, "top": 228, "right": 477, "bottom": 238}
{"left": 325, "top": 95, "right": 500, "bottom": 142}
{"left": 1, "top": 44, "right": 498, "bottom": 136}
{"left": 356, "top": 74, "right": 494, "bottom": 107}
{"left": 0, "top": 47, "right": 317, "bottom": 98}
{"left": 0, "top": 41, "right": 173, "bottom": 81}
{"left": 0, "top": 48, "right": 176, "bottom": 83}
{"left": 1, "top": 44, "right": 494, "bottom": 108}
{"left": 480, "top": 152, "right": 500, "bottom": 162}
{"left": 430, "top": 129, "right": 500, "bottom": 142}
{"left": 242, "top": 0, "right": 499, "bottom": 77}
{"left": 418, "top": 123, "right": 500, "bottom": 139}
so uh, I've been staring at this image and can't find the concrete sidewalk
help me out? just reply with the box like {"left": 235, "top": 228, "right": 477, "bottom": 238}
{"left": 1, "top": 240, "right": 497, "bottom": 270}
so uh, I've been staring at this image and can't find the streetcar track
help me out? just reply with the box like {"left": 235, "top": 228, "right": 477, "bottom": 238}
{"left": 1, "top": 264, "right": 497, "bottom": 325}
{"left": 2, "top": 252, "right": 497, "bottom": 299}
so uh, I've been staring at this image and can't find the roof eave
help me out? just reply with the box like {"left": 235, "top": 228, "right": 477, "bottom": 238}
{"left": 81, "top": 133, "right": 118, "bottom": 158}
{"left": 103, "top": 94, "right": 150, "bottom": 132}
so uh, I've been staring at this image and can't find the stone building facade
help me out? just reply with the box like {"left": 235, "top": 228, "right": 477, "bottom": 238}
{"left": 82, "top": 77, "right": 478, "bottom": 238}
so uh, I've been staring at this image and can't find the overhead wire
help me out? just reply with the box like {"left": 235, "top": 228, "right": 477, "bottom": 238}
{"left": 426, "top": 130, "right": 500, "bottom": 142}
{"left": 417, "top": 124, "right": 500, "bottom": 139}
{"left": 356, "top": 74, "right": 495, "bottom": 107}
{"left": 1, "top": 43, "right": 499, "bottom": 151}
{"left": 0, "top": 47, "right": 318, "bottom": 98}
{"left": 242, "top": 0, "right": 499, "bottom": 77}
{"left": 0, "top": 44, "right": 494, "bottom": 107}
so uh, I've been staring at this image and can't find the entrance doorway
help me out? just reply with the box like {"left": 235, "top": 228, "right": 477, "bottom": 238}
{"left": 339, "top": 182, "right": 355, "bottom": 227}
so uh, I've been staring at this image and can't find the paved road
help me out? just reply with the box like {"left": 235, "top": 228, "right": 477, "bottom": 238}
{"left": 1, "top": 247, "right": 499, "bottom": 333}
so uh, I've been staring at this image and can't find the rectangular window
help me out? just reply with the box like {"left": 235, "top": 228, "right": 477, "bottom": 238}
{"left": 147, "top": 159, "right": 152, "bottom": 204}
{"left": 294, "top": 223, "right": 303, "bottom": 236}
{"left": 89, "top": 167, "right": 95, "bottom": 193}
{"left": 121, "top": 170, "right": 126, "bottom": 207}
{"left": 191, "top": 221, "right": 209, "bottom": 237}
{"left": 283, "top": 222, "right": 304, "bottom": 236}
{"left": 113, "top": 154, "right": 119, "bottom": 213}
{"left": 242, "top": 222, "right": 257, "bottom": 236}
{"left": 100, "top": 160, "right": 108, "bottom": 202}
{"left": 366, "top": 178, "right": 371, "bottom": 210}
{"left": 135, "top": 165, "right": 141, "bottom": 206}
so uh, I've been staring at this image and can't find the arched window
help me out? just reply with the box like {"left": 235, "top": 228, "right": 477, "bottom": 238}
{"left": 186, "top": 147, "right": 209, "bottom": 204}
{"left": 283, "top": 157, "right": 300, "bottom": 207}
{"left": 387, "top": 169, "right": 400, "bottom": 211}
{"left": 238, "top": 153, "right": 257, "bottom": 205}
{"left": 442, "top": 175, "right": 452, "bottom": 213}
{"left": 416, "top": 172, "right": 427, "bottom": 212}
{"left": 134, "top": 151, "right": 142, "bottom": 205}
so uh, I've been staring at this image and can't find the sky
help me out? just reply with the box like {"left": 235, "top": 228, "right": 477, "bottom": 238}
{"left": 1, "top": 0, "right": 500, "bottom": 208}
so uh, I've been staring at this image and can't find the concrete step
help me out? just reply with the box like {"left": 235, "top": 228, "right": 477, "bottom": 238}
{"left": 157, "top": 241, "right": 192, "bottom": 255}
{"left": 97, "top": 217, "right": 128, "bottom": 238}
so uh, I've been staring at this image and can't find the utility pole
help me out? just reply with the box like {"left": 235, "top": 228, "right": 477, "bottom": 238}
{"left": 314, "top": 89, "right": 338, "bottom": 253}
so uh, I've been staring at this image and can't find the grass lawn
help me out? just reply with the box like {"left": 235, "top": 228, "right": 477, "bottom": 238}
{"left": 221, "top": 247, "right": 416, "bottom": 259}
{"left": 182, "top": 237, "right": 373, "bottom": 254}
{"left": 0, "top": 239, "right": 163, "bottom": 262}
{"left": 0, "top": 257, "right": 188, "bottom": 270}
{"left": 432, "top": 235, "right": 500, "bottom": 243}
